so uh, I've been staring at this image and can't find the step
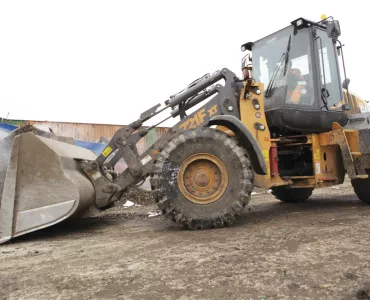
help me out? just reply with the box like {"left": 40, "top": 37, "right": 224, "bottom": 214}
{"left": 351, "top": 152, "right": 362, "bottom": 158}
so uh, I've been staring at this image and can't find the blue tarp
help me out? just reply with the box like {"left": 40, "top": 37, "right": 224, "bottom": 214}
{"left": 74, "top": 140, "right": 105, "bottom": 155}
{"left": 0, "top": 123, "right": 105, "bottom": 155}
{"left": 0, "top": 123, "right": 18, "bottom": 132}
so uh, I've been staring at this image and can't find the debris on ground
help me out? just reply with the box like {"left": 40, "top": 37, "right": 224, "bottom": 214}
{"left": 117, "top": 187, "right": 154, "bottom": 206}
{"left": 251, "top": 188, "right": 271, "bottom": 195}
{"left": 123, "top": 200, "right": 141, "bottom": 208}
{"left": 147, "top": 211, "right": 162, "bottom": 218}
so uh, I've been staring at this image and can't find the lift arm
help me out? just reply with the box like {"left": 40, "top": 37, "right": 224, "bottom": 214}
{"left": 80, "top": 68, "right": 246, "bottom": 208}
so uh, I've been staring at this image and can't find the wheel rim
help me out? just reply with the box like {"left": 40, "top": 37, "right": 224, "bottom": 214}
{"left": 177, "top": 153, "right": 228, "bottom": 204}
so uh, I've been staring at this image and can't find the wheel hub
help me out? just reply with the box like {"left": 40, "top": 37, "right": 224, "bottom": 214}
{"left": 178, "top": 153, "right": 228, "bottom": 204}
{"left": 194, "top": 172, "right": 209, "bottom": 187}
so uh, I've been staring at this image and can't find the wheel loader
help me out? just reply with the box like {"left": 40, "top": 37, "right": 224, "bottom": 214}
{"left": 1, "top": 16, "right": 370, "bottom": 243}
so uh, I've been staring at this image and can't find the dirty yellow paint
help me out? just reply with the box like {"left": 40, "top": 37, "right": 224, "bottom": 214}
{"left": 102, "top": 146, "right": 113, "bottom": 157}
{"left": 179, "top": 105, "right": 218, "bottom": 130}
{"left": 239, "top": 82, "right": 272, "bottom": 188}
{"left": 262, "top": 149, "right": 270, "bottom": 178}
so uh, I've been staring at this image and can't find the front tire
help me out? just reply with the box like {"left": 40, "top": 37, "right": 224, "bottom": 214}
{"left": 150, "top": 128, "right": 253, "bottom": 229}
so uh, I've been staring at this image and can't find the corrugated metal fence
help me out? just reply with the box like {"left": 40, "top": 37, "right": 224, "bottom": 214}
{"left": 26, "top": 121, "right": 123, "bottom": 142}
{"left": 8, "top": 120, "right": 169, "bottom": 154}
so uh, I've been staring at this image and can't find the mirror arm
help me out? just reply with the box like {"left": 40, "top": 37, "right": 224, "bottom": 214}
{"left": 337, "top": 40, "right": 350, "bottom": 110}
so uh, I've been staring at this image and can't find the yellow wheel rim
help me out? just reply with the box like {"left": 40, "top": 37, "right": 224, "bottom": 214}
{"left": 177, "top": 153, "right": 228, "bottom": 204}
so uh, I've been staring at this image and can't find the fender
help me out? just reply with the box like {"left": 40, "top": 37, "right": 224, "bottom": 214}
{"left": 208, "top": 115, "right": 267, "bottom": 175}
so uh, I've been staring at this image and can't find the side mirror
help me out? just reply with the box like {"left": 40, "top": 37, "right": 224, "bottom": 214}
{"left": 326, "top": 20, "right": 341, "bottom": 39}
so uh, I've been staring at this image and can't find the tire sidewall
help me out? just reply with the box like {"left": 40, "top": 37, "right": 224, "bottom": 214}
{"left": 153, "top": 129, "right": 252, "bottom": 220}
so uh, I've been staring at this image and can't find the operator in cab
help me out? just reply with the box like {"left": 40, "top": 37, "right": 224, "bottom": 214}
{"left": 241, "top": 53, "right": 252, "bottom": 81}
{"left": 286, "top": 60, "right": 307, "bottom": 105}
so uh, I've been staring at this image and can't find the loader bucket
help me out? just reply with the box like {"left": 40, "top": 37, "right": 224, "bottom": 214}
{"left": 0, "top": 131, "right": 97, "bottom": 244}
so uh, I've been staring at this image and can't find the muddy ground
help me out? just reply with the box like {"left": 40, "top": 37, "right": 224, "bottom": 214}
{"left": 1, "top": 180, "right": 370, "bottom": 300}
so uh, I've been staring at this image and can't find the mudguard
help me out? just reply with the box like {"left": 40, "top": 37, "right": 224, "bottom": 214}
{"left": 208, "top": 115, "right": 267, "bottom": 175}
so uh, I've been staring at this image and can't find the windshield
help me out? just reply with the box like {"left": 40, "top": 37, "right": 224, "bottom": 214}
{"left": 252, "top": 26, "right": 314, "bottom": 109}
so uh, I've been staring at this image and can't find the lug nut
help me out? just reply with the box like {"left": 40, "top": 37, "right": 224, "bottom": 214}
{"left": 228, "top": 106, "right": 233, "bottom": 111}
{"left": 260, "top": 125, "right": 265, "bottom": 130}
{"left": 255, "top": 104, "right": 260, "bottom": 109}
{"left": 256, "top": 89, "right": 261, "bottom": 95}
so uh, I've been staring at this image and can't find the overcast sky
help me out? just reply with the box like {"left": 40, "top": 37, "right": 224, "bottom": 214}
{"left": 0, "top": 0, "right": 367, "bottom": 126}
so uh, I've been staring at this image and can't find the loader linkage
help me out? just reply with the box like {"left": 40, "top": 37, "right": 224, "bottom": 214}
{"left": 80, "top": 68, "right": 244, "bottom": 209}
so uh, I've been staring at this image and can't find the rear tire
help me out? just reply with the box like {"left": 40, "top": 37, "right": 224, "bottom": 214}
{"left": 272, "top": 186, "right": 313, "bottom": 203}
{"left": 351, "top": 174, "right": 370, "bottom": 204}
{"left": 150, "top": 128, "right": 254, "bottom": 229}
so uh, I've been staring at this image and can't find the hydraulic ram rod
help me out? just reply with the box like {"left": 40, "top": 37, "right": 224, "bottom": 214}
{"left": 170, "top": 86, "right": 218, "bottom": 118}
{"left": 168, "top": 70, "right": 223, "bottom": 107}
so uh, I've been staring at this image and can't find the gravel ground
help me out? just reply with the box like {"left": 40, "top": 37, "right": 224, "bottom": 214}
{"left": 1, "top": 179, "right": 370, "bottom": 300}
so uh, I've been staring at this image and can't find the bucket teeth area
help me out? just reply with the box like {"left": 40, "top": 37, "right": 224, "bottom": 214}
{"left": 0, "top": 131, "right": 96, "bottom": 244}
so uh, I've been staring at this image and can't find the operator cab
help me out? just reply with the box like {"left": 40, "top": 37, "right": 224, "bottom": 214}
{"left": 242, "top": 17, "right": 348, "bottom": 135}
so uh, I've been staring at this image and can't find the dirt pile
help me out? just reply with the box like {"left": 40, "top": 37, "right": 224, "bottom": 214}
{"left": 116, "top": 187, "right": 155, "bottom": 206}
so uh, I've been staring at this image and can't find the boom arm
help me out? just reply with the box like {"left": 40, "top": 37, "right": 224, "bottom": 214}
{"left": 80, "top": 68, "right": 243, "bottom": 208}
